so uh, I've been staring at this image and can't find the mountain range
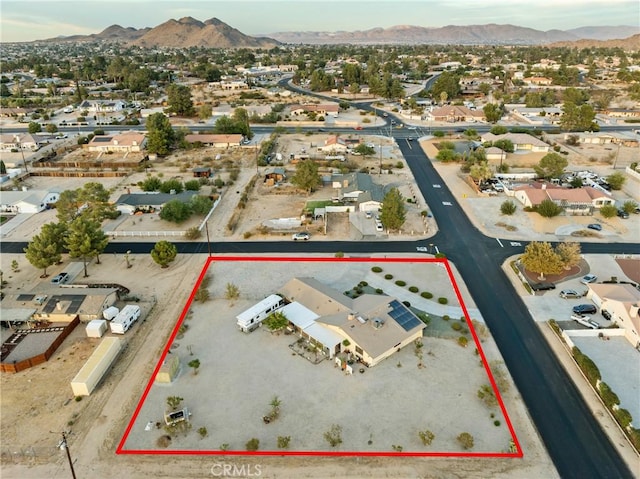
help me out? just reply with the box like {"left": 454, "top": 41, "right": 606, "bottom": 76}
{"left": 39, "top": 18, "right": 639, "bottom": 48}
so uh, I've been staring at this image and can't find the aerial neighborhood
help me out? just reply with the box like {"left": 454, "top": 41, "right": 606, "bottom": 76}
{"left": 0, "top": 10, "right": 639, "bottom": 479}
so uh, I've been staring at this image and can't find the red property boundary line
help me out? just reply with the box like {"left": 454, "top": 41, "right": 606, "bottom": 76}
{"left": 117, "top": 255, "right": 523, "bottom": 458}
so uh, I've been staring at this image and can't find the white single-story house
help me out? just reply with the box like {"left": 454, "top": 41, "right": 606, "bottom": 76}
{"left": 319, "top": 135, "right": 349, "bottom": 153}
{"left": 78, "top": 100, "right": 127, "bottom": 113}
{"left": 0, "top": 133, "right": 39, "bottom": 152}
{"left": 290, "top": 104, "right": 340, "bottom": 118}
{"left": 512, "top": 183, "right": 614, "bottom": 213}
{"left": 87, "top": 132, "right": 146, "bottom": 153}
{"left": 587, "top": 283, "right": 640, "bottom": 349}
{"left": 481, "top": 132, "right": 550, "bottom": 153}
{"left": 425, "top": 105, "right": 485, "bottom": 123}
{"left": 564, "top": 132, "right": 639, "bottom": 147}
{"left": 330, "top": 172, "right": 387, "bottom": 211}
{"left": 278, "top": 277, "right": 424, "bottom": 367}
{"left": 0, "top": 190, "right": 60, "bottom": 214}
{"left": 114, "top": 191, "right": 199, "bottom": 215}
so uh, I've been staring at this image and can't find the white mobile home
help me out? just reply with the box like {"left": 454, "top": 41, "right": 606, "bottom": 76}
{"left": 110, "top": 304, "right": 141, "bottom": 334}
{"left": 71, "top": 337, "right": 122, "bottom": 396}
{"left": 102, "top": 306, "right": 119, "bottom": 320}
{"left": 236, "top": 294, "right": 285, "bottom": 332}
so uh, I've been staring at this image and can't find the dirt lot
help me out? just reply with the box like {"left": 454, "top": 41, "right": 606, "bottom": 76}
{"left": 1, "top": 253, "right": 559, "bottom": 479}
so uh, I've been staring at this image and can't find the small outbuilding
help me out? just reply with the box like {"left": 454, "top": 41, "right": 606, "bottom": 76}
{"left": 71, "top": 337, "right": 122, "bottom": 396}
{"left": 85, "top": 319, "right": 108, "bottom": 338}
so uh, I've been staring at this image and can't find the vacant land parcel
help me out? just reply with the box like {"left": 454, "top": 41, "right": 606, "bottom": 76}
{"left": 120, "top": 257, "right": 519, "bottom": 456}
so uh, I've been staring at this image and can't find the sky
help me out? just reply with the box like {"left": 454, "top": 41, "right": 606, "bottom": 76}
{"left": 1, "top": 0, "right": 638, "bottom": 43}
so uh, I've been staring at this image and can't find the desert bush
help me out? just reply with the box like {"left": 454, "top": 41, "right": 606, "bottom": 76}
{"left": 245, "top": 438, "right": 260, "bottom": 451}
{"left": 184, "top": 227, "right": 202, "bottom": 240}
{"left": 458, "top": 336, "right": 469, "bottom": 347}
{"left": 408, "top": 286, "right": 419, "bottom": 293}
{"left": 421, "top": 291, "right": 433, "bottom": 299}
{"left": 438, "top": 297, "right": 448, "bottom": 304}
{"left": 451, "top": 322, "right": 462, "bottom": 331}
{"left": 500, "top": 200, "right": 517, "bottom": 215}
{"left": 395, "top": 280, "right": 406, "bottom": 287}
{"left": 371, "top": 266, "right": 383, "bottom": 273}
{"left": 418, "top": 430, "right": 435, "bottom": 446}
{"left": 324, "top": 424, "right": 343, "bottom": 447}
{"left": 457, "top": 432, "right": 474, "bottom": 449}
{"left": 385, "top": 274, "right": 393, "bottom": 280}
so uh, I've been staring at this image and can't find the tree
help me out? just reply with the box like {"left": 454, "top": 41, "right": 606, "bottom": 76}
{"left": 141, "top": 176, "right": 162, "bottom": 191}
{"left": 166, "top": 396, "right": 184, "bottom": 410}
{"left": 431, "top": 72, "right": 461, "bottom": 102}
{"left": 146, "top": 113, "right": 175, "bottom": 155}
{"left": 45, "top": 123, "right": 58, "bottom": 134}
{"left": 520, "top": 241, "right": 564, "bottom": 280}
{"left": 469, "top": 161, "right": 493, "bottom": 183}
{"left": 197, "top": 104, "right": 212, "bottom": 121}
{"left": 483, "top": 103, "right": 503, "bottom": 123}
{"left": 493, "top": 139, "right": 514, "bottom": 153}
{"left": 291, "top": 160, "right": 321, "bottom": 194}
{"left": 380, "top": 188, "right": 406, "bottom": 231}
{"left": 606, "top": 172, "right": 626, "bottom": 190}
{"left": 159, "top": 200, "right": 192, "bottom": 223}
{"left": 28, "top": 121, "right": 42, "bottom": 134}
{"left": 534, "top": 152, "right": 568, "bottom": 180}
{"left": 599, "top": 204, "right": 617, "bottom": 218}
{"left": 151, "top": 241, "right": 177, "bottom": 268}
{"left": 353, "top": 143, "right": 376, "bottom": 158}
{"left": 24, "top": 222, "right": 66, "bottom": 277}
{"left": 188, "top": 358, "right": 200, "bottom": 375}
{"left": 190, "top": 195, "right": 213, "bottom": 215}
{"left": 167, "top": 84, "right": 194, "bottom": 116}
{"left": 66, "top": 217, "right": 108, "bottom": 277}
{"left": 490, "top": 125, "right": 508, "bottom": 135}
{"left": 56, "top": 183, "right": 117, "bottom": 223}
{"left": 621, "top": 200, "right": 639, "bottom": 214}
{"left": 537, "top": 199, "right": 563, "bottom": 218}
{"left": 560, "top": 102, "right": 596, "bottom": 132}
{"left": 348, "top": 82, "right": 361, "bottom": 98}
{"left": 435, "top": 149, "right": 458, "bottom": 162}
{"left": 555, "top": 242, "right": 581, "bottom": 270}
{"left": 500, "top": 200, "right": 517, "bottom": 215}
{"left": 159, "top": 178, "right": 184, "bottom": 194}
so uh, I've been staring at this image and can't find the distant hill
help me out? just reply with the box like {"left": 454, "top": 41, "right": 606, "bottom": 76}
{"left": 39, "top": 17, "right": 280, "bottom": 49}
{"left": 37, "top": 20, "right": 639, "bottom": 47}
{"left": 266, "top": 23, "right": 640, "bottom": 45}
{"left": 132, "top": 17, "right": 280, "bottom": 49}
{"left": 549, "top": 33, "right": 640, "bottom": 50}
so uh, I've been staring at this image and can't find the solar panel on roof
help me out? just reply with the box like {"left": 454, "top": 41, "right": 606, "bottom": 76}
{"left": 92, "top": 136, "right": 112, "bottom": 142}
{"left": 17, "top": 294, "right": 35, "bottom": 301}
{"left": 388, "top": 300, "right": 423, "bottom": 332}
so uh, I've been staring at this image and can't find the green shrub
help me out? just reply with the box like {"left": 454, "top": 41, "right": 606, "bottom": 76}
{"left": 408, "top": 286, "right": 419, "bottom": 293}
{"left": 359, "top": 281, "right": 368, "bottom": 287}
{"left": 443, "top": 315, "right": 450, "bottom": 321}
{"left": 494, "top": 420, "right": 501, "bottom": 427}
{"left": 572, "top": 347, "right": 601, "bottom": 387}
{"left": 245, "top": 438, "right": 260, "bottom": 451}
{"left": 402, "top": 301, "right": 411, "bottom": 308}
{"left": 372, "top": 266, "right": 383, "bottom": 273}
{"left": 438, "top": 297, "right": 448, "bottom": 304}
{"left": 375, "top": 288, "right": 383, "bottom": 294}
{"left": 500, "top": 200, "right": 517, "bottom": 215}
{"left": 458, "top": 336, "right": 468, "bottom": 347}
{"left": 395, "top": 280, "right": 406, "bottom": 287}
{"left": 385, "top": 274, "right": 393, "bottom": 280}
{"left": 451, "top": 322, "right": 462, "bottom": 331}
{"left": 613, "top": 408, "right": 633, "bottom": 429}
{"left": 537, "top": 199, "right": 563, "bottom": 218}
{"left": 421, "top": 291, "right": 433, "bottom": 299}
{"left": 600, "top": 204, "right": 618, "bottom": 218}
{"left": 598, "top": 382, "right": 620, "bottom": 409}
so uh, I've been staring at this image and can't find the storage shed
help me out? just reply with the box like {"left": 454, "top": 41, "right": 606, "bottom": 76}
{"left": 85, "top": 319, "right": 107, "bottom": 338}
{"left": 71, "top": 337, "right": 122, "bottom": 396}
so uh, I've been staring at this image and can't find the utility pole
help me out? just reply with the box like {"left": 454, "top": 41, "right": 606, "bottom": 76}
{"left": 56, "top": 431, "right": 77, "bottom": 479}
{"left": 16, "top": 139, "right": 28, "bottom": 174}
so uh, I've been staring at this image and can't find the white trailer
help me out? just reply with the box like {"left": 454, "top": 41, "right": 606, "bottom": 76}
{"left": 110, "top": 304, "right": 141, "bottom": 334}
{"left": 236, "top": 294, "right": 285, "bottom": 332}
{"left": 103, "top": 306, "right": 119, "bottom": 321}
{"left": 71, "top": 337, "right": 122, "bottom": 396}
{"left": 86, "top": 319, "right": 107, "bottom": 338}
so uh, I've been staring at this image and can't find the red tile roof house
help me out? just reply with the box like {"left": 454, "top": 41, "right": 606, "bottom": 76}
{"left": 425, "top": 105, "right": 485, "bottom": 123}
{"left": 319, "top": 135, "right": 349, "bottom": 153}
{"left": 513, "top": 183, "right": 615, "bottom": 214}
{"left": 184, "top": 134, "right": 243, "bottom": 148}
{"left": 289, "top": 104, "right": 340, "bottom": 118}
{"left": 87, "top": 132, "right": 146, "bottom": 153}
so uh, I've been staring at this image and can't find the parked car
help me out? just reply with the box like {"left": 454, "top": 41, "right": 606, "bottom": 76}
{"left": 559, "top": 289, "right": 581, "bottom": 299}
{"left": 580, "top": 274, "right": 598, "bottom": 284}
{"left": 375, "top": 223, "right": 384, "bottom": 232}
{"left": 571, "top": 314, "right": 600, "bottom": 329}
{"left": 292, "top": 232, "right": 310, "bottom": 241}
{"left": 365, "top": 211, "right": 372, "bottom": 219}
{"left": 587, "top": 223, "right": 602, "bottom": 231}
{"left": 617, "top": 209, "right": 629, "bottom": 219}
{"left": 572, "top": 304, "right": 597, "bottom": 315}
{"left": 50, "top": 272, "right": 70, "bottom": 285}
{"left": 601, "top": 310, "right": 612, "bottom": 321}
{"left": 531, "top": 282, "right": 556, "bottom": 291}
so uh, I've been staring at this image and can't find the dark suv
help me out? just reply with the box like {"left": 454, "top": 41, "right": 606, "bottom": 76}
{"left": 572, "top": 304, "right": 597, "bottom": 315}
{"left": 531, "top": 282, "right": 556, "bottom": 291}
